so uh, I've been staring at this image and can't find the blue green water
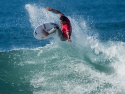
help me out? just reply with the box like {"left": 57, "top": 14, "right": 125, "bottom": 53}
{"left": 1, "top": 0, "right": 125, "bottom": 94}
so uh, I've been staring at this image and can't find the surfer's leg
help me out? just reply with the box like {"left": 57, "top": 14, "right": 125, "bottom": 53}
{"left": 51, "top": 23, "right": 67, "bottom": 41}
{"left": 42, "top": 27, "right": 57, "bottom": 36}
{"left": 42, "top": 29, "right": 49, "bottom": 36}
{"left": 42, "top": 23, "right": 66, "bottom": 41}
{"left": 48, "top": 27, "right": 57, "bottom": 34}
{"left": 56, "top": 28, "right": 67, "bottom": 41}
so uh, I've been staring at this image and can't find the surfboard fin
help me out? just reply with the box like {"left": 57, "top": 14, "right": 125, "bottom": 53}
{"left": 35, "top": 31, "right": 37, "bottom": 35}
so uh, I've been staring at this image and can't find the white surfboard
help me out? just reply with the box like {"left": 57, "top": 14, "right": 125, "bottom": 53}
{"left": 34, "top": 23, "right": 58, "bottom": 40}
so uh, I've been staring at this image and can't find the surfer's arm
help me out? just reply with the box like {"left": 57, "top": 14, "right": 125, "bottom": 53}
{"left": 46, "top": 7, "right": 62, "bottom": 16}
{"left": 66, "top": 32, "right": 71, "bottom": 42}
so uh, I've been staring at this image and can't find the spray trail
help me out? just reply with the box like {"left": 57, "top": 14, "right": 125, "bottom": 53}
{"left": 24, "top": 4, "right": 125, "bottom": 94}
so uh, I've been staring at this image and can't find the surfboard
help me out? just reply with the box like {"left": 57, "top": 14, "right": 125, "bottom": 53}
{"left": 34, "top": 23, "right": 58, "bottom": 40}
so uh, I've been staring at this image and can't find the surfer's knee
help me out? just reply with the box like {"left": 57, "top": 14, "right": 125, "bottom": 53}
{"left": 42, "top": 29, "right": 49, "bottom": 36}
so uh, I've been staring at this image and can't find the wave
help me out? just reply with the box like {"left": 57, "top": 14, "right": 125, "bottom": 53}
{"left": 1, "top": 4, "right": 125, "bottom": 94}
{"left": 25, "top": 4, "right": 125, "bottom": 93}
{"left": 1, "top": 39, "right": 125, "bottom": 93}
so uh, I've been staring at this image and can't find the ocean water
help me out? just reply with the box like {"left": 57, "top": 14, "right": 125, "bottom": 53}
{"left": 1, "top": 0, "right": 125, "bottom": 94}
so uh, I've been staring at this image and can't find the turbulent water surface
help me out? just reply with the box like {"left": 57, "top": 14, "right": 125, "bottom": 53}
{"left": 1, "top": 0, "right": 125, "bottom": 94}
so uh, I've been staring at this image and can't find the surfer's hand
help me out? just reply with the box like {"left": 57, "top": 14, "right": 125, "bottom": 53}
{"left": 68, "top": 39, "right": 72, "bottom": 42}
{"left": 46, "top": 7, "right": 52, "bottom": 11}
{"left": 46, "top": 7, "right": 62, "bottom": 14}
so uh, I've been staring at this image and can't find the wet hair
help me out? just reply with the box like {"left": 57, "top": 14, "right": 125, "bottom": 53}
{"left": 60, "top": 16, "right": 67, "bottom": 22}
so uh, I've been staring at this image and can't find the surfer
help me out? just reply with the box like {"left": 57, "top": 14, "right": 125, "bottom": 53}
{"left": 42, "top": 7, "right": 72, "bottom": 42}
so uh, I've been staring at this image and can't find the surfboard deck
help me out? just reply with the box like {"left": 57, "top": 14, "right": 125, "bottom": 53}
{"left": 34, "top": 23, "right": 58, "bottom": 40}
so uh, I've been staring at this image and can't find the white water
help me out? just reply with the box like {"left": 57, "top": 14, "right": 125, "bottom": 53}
{"left": 25, "top": 4, "right": 125, "bottom": 94}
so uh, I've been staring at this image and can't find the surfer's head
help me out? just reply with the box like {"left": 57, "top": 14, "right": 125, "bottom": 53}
{"left": 60, "top": 16, "right": 67, "bottom": 24}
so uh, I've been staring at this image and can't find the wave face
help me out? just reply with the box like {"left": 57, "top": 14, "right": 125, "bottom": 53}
{"left": 1, "top": 0, "right": 125, "bottom": 94}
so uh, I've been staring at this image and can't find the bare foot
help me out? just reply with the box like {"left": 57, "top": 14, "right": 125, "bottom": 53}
{"left": 42, "top": 29, "right": 49, "bottom": 36}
